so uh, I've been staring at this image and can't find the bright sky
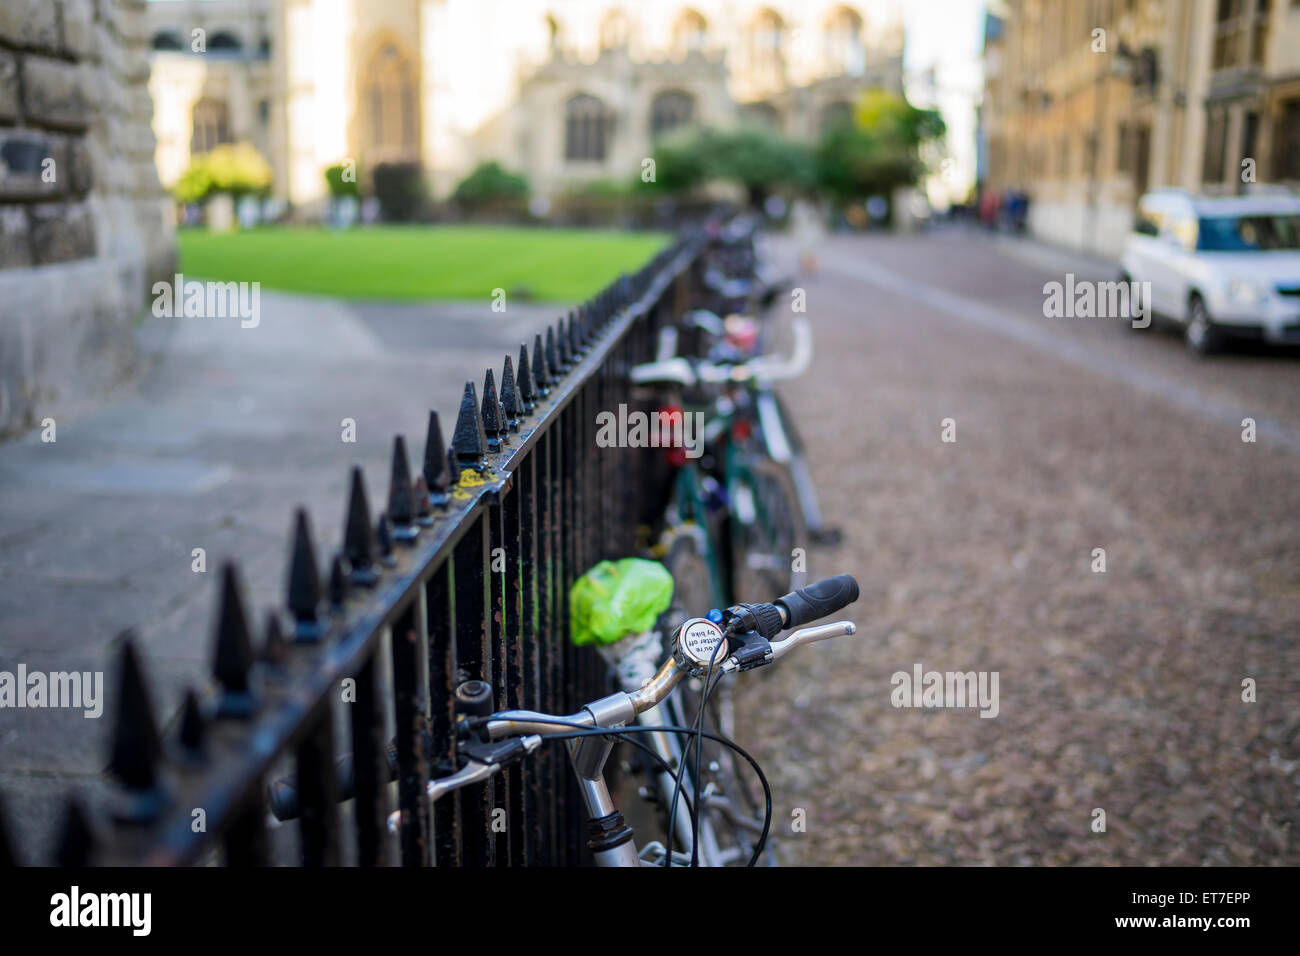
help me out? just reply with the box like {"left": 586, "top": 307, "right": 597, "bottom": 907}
{"left": 902, "top": 0, "right": 988, "bottom": 205}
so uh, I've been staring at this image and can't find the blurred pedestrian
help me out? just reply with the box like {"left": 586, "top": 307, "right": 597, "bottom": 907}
{"left": 791, "top": 197, "right": 825, "bottom": 275}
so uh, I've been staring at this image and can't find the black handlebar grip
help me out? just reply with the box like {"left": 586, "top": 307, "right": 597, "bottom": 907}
{"left": 775, "top": 574, "right": 860, "bottom": 630}
{"left": 269, "top": 741, "right": 401, "bottom": 821}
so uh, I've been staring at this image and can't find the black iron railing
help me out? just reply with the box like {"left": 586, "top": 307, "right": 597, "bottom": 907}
{"left": 0, "top": 233, "right": 703, "bottom": 866}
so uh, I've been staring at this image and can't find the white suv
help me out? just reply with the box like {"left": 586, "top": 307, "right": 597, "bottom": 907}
{"left": 1120, "top": 189, "right": 1300, "bottom": 354}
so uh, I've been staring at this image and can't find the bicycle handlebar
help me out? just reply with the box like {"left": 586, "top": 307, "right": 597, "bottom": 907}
{"left": 776, "top": 574, "right": 860, "bottom": 631}
{"left": 360, "top": 575, "right": 861, "bottom": 822}
{"left": 726, "top": 574, "right": 861, "bottom": 639}
{"left": 630, "top": 318, "right": 813, "bottom": 388}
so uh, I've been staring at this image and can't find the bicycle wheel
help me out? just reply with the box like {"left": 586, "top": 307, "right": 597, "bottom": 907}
{"left": 728, "top": 455, "right": 809, "bottom": 605}
{"left": 655, "top": 526, "right": 777, "bottom": 866}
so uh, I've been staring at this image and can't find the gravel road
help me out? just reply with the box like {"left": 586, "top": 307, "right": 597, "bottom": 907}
{"left": 740, "top": 228, "right": 1300, "bottom": 865}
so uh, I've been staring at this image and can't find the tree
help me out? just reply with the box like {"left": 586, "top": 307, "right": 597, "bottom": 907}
{"left": 709, "top": 126, "right": 815, "bottom": 208}
{"left": 173, "top": 143, "right": 272, "bottom": 205}
{"left": 452, "top": 161, "right": 529, "bottom": 207}
{"left": 639, "top": 127, "right": 712, "bottom": 195}
{"left": 815, "top": 89, "right": 945, "bottom": 208}
{"left": 644, "top": 126, "right": 814, "bottom": 208}
{"left": 324, "top": 162, "right": 360, "bottom": 199}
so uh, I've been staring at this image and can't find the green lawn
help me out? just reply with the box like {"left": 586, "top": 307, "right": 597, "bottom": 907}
{"left": 177, "top": 225, "right": 670, "bottom": 302}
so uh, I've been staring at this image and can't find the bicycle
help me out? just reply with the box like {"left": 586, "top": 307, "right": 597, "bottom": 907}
{"left": 629, "top": 284, "right": 840, "bottom": 862}
{"left": 389, "top": 573, "right": 860, "bottom": 866}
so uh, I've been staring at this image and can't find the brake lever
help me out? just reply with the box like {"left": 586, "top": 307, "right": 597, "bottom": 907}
{"left": 385, "top": 735, "right": 543, "bottom": 833}
{"left": 769, "top": 621, "right": 856, "bottom": 661}
{"left": 719, "top": 620, "right": 858, "bottom": 673}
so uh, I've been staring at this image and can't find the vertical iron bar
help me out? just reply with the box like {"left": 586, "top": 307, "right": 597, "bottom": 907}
{"left": 391, "top": 600, "right": 431, "bottom": 866}
{"left": 517, "top": 452, "right": 541, "bottom": 865}
{"left": 537, "top": 429, "right": 559, "bottom": 866}
{"left": 501, "top": 483, "right": 529, "bottom": 865}
{"left": 351, "top": 651, "right": 388, "bottom": 866}
{"left": 427, "top": 560, "right": 460, "bottom": 866}
{"left": 223, "top": 796, "right": 268, "bottom": 866}
{"left": 487, "top": 498, "right": 512, "bottom": 866}
{"left": 452, "top": 516, "right": 492, "bottom": 865}
{"left": 296, "top": 702, "right": 340, "bottom": 866}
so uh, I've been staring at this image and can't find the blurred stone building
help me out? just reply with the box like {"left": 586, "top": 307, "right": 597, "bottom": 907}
{"left": 0, "top": 0, "right": 175, "bottom": 436}
{"left": 980, "top": 0, "right": 1300, "bottom": 257}
{"left": 144, "top": 0, "right": 906, "bottom": 209}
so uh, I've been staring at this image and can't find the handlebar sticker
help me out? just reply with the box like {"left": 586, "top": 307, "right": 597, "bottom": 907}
{"left": 679, "top": 618, "right": 727, "bottom": 668}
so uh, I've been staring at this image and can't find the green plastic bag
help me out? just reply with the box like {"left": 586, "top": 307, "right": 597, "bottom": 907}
{"left": 569, "top": 558, "right": 674, "bottom": 647}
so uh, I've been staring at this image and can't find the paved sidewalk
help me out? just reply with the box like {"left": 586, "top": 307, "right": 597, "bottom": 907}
{"left": 0, "top": 291, "right": 559, "bottom": 858}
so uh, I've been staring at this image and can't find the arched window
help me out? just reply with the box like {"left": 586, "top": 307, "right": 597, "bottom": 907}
{"left": 363, "top": 43, "right": 419, "bottom": 160}
{"left": 565, "top": 93, "right": 614, "bottom": 162}
{"left": 819, "top": 101, "right": 854, "bottom": 133}
{"left": 650, "top": 90, "right": 694, "bottom": 139}
{"left": 152, "top": 30, "right": 184, "bottom": 52}
{"left": 599, "top": 10, "right": 629, "bottom": 50}
{"left": 672, "top": 9, "right": 708, "bottom": 55}
{"left": 750, "top": 9, "right": 785, "bottom": 86}
{"left": 208, "top": 31, "right": 243, "bottom": 54}
{"left": 824, "top": 7, "right": 866, "bottom": 76}
{"left": 191, "top": 98, "right": 231, "bottom": 154}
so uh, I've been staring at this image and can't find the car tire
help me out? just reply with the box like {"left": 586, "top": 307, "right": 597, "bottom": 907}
{"left": 1185, "top": 295, "right": 1224, "bottom": 355}
{"left": 1121, "top": 273, "right": 1149, "bottom": 332}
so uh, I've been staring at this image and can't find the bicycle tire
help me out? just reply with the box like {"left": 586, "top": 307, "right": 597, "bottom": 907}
{"left": 656, "top": 527, "right": 778, "bottom": 866}
{"left": 728, "top": 455, "right": 809, "bottom": 605}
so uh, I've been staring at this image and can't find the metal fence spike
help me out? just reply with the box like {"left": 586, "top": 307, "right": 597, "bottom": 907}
{"left": 178, "top": 687, "right": 206, "bottom": 760}
{"left": 555, "top": 318, "right": 571, "bottom": 369}
{"left": 287, "top": 508, "right": 324, "bottom": 642}
{"left": 481, "top": 368, "right": 505, "bottom": 450}
{"left": 55, "top": 796, "right": 94, "bottom": 866}
{"left": 422, "top": 410, "right": 448, "bottom": 498}
{"left": 545, "top": 326, "right": 560, "bottom": 379}
{"left": 262, "top": 610, "right": 289, "bottom": 671}
{"left": 108, "top": 636, "right": 169, "bottom": 822}
{"left": 388, "top": 435, "right": 419, "bottom": 539}
{"left": 501, "top": 355, "right": 522, "bottom": 430}
{"left": 375, "top": 512, "right": 397, "bottom": 565}
{"left": 213, "top": 563, "right": 257, "bottom": 719}
{"left": 412, "top": 474, "right": 434, "bottom": 525}
{"left": 569, "top": 308, "right": 584, "bottom": 354}
{"left": 532, "top": 333, "right": 551, "bottom": 395}
{"left": 451, "top": 381, "right": 488, "bottom": 469}
{"left": 328, "top": 553, "right": 350, "bottom": 610}
{"left": 517, "top": 343, "right": 537, "bottom": 412}
{"left": 446, "top": 445, "right": 462, "bottom": 486}
{"left": 344, "top": 466, "right": 379, "bottom": 586}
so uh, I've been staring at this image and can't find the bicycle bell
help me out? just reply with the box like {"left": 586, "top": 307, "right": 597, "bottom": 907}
{"left": 673, "top": 617, "right": 729, "bottom": 675}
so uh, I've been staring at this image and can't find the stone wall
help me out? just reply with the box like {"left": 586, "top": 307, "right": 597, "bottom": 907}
{"left": 0, "top": 0, "right": 175, "bottom": 436}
